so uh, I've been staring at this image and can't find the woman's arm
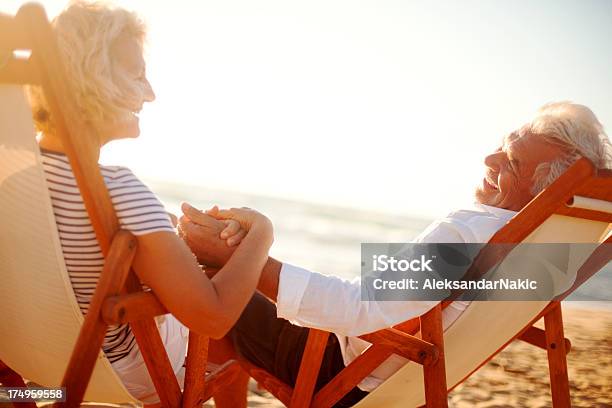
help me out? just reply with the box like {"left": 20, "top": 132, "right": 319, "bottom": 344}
{"left": 132, "top": 208, "right": 272, "bottom": 339}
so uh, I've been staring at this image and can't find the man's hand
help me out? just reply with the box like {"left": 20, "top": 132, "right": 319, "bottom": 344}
{"left": 180, "top": 202, "right": 281, "bottom": 301}
{"left": 178, "top": 203, "right": 240, "bottom": 267}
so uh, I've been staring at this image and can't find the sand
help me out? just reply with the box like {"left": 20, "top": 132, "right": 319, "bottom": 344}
{"left": 447, "top": 305, "right": 611, "bottom": 408}
{"left": 210, "top": 305, "right": 611, "bottom": 407}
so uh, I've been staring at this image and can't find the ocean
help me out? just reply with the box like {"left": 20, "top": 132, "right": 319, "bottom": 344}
{"left": 149, "top": 180, "right": 612, "bottom": 306}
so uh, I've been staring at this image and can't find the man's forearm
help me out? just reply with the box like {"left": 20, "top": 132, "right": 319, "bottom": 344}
{"left": 258, "top": 257, "right": 281, "bottom": 302}
{"left": 203, "top": 256, "right": 280, "bottom": 301}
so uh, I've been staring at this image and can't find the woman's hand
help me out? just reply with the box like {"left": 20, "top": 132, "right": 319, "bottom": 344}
{"left": 181, "top": 203, "right": 246, "bottom": 247}
{"left": 205, "top": 205, "right": 273, "bottom": 234}
{"left": 220, "top": 219, "right": 247, "bottom": 247}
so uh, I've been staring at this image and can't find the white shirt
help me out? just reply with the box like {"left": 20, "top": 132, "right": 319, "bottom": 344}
{"left": 276, "top": 203, "right": 516, "bottom": 391}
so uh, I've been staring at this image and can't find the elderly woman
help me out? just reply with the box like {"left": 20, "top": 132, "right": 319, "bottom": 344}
{"left": 28, "top": 1, "right": 264, "bottom": 404}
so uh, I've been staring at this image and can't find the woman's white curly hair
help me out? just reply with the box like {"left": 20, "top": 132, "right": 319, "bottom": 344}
{"left": 528, "top": 102, "right": 612, "bottom": 195}
{"left": 28, "top": 1, "right": 147, "bottom": 134}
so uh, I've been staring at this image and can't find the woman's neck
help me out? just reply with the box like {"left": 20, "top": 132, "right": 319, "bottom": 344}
{"left": 38, "top": 132, "right": 65, "bottom": 154}
{"left": 38, "top": 132, "right": 101, "bottom": 161}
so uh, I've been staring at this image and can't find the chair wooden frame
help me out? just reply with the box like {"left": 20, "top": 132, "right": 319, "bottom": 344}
{"left": 0, "top": 4, "right": 241, "bottom": 407}
{"left": 274, "top": 158, "right": 610, "bottom": 408}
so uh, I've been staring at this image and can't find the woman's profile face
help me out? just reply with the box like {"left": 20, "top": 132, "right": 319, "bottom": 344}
{"left": 99, "top": 34, "right": 155, "bottom": 144}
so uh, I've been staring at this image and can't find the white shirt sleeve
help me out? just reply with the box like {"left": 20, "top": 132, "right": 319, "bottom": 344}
{"left": 276, "top": 219, "right": 468, "bottom": 337}
{"left": 277, "top": 263, "right": 438, "bottom": 336}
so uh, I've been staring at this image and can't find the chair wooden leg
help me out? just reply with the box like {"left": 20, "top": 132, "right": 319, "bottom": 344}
{"left": 0, "top": 360, "right": 36, "bottom": 408}
{"left": 182, "top": 332, "right": 209, "bottom": 408}
{"left": 290, "top": 329, "right": 330, "bottom": 408}
{"left": 420, "top": 304, "right": 448, "bottom": 408}
{"left": 211, "top": 366, "right": 249, "bottom": 408}
{"left": 201, "top": 361, "right": 244, "bottom": 402}
{"left": 544, "top": 302, "right": 571, "bottom": 408}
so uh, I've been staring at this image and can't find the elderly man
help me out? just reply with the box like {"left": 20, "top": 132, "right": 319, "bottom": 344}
{"left": 179, "top": 102, "right": 610, "bottom": 407}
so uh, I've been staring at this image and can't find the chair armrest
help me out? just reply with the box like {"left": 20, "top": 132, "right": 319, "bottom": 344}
{"left": 359, "top": 327, "right": 438, "bottom": 365}
{"left": 102, "top": 290, "right": 168, "bottom": 325}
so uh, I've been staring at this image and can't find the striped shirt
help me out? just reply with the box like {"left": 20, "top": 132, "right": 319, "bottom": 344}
{"left": 40, "top": 149, "right": 175, "bottom": 363}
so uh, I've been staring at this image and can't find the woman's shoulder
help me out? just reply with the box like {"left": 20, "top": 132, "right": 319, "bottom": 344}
{"left": 100, "top": 163, "right": 138, "bottom": 181}
{"left": 100, "top": 165, "right": 175, "bottom": 236}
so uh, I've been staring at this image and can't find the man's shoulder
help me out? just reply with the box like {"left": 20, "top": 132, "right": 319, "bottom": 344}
{"left": 416, "top": 203, "right": 517, "bottom": 243}
{"left": 445, "top": 203, "right": 516, "bottom": 224}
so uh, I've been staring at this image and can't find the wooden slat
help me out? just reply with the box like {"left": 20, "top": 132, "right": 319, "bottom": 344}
{"left": 544, "top": 302, "right": 571, "bottom": 408}
{"left": 420, "top": 304, "right": 448, "bottom": 408}
{"left": 290, "top": 329, "right": 330, "bottom": 408}
{"left": 555, "top": 206, "right": 612, "bottom": 223}
{"left": 312, "top": 346, "right": 393, "bottom": 408}
{"left": 393, "top": 316, "right": 421, "bottom": 335}
{"left": 0, "top": 56, "right": 41, "bottom": 85}
{"left": 200, "top": 361, "right": 243, "bottom": 402}
{"left": 574, "top": 169, "right": 612, "bottom": 201}
{"left": 518, "top": 326, "right": 571, "bottom": 354}
{"left": 0, "top": 12, "right": 31, "bottom": 50}
{"left": 58, "top": 231, "right": 137, "bottom": 407}
{"left": 359, "top": 328, "right": 438, "bottom": 365}
{"left": 124, "top": 273, "right": 183, "bottom": 408}
{"left": 242, "top": 361, "right": 293, "bottom": 407}
{"left": 129, "top": 320, "right": 183, "bottom": 407}
{"left": 182, "top": 332, "right": 209, "bottom": 408}
{"left": 18, "top": 3, "right": 119, "bottom": 255}
{"left": 102, "top": 291, "right": 168, "bottom": 325}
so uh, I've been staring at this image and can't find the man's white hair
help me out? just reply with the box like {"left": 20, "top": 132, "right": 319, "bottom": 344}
{"left": 28, "top": 0, "right": 147, "bottom": 134}
{"left": 528, "top": 102, "right": 612, "bottom": 195}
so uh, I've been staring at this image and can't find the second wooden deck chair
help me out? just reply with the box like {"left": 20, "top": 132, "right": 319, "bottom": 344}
{"left": 235, "top": 161, "right": 611, "bottom": 405}
{"left": 0, "top": 4, "right": 240, "bottom": 407}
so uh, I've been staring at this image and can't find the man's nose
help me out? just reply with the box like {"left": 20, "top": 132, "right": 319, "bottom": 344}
{"left": 143, "top": 78, "right": 156, "bottom": 102}
{"left": 484, "top": 151, "right": 504, "bottom": 169}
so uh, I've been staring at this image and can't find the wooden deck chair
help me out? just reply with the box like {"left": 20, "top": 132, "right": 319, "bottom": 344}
{"left": 240, "top": 158, "right": 608, "bottom": 407}
{"left": 206, "top": 163, "right": 608, "bottom": 408}
{"left": 0, "top": 4, "right": 241, "bottom": 407}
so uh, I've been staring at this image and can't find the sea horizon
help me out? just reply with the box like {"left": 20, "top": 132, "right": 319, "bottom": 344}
{"left": 148, "top": 178, "right": 612, "bottom": 306}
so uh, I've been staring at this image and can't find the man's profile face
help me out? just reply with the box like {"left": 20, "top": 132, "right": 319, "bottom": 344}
{"left": 475, "top": 130, "right": 566, "bottom": 211}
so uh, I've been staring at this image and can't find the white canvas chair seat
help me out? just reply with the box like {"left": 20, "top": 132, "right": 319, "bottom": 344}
{"left": 0, "top": 85, "right": 142, "bottom": 406}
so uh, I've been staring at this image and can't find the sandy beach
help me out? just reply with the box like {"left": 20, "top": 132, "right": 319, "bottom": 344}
{"left": 206, "top": 304, "right": 611, "bottom": 408}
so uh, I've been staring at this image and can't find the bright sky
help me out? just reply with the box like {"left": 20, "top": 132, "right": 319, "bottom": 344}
{"left": 5, "top": 0, "right": 612, "bottom": 218}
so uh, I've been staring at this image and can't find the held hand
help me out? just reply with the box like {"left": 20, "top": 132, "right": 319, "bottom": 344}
{"left": 178, "top": 206, "right": 235, "bottom": 267}
{"left": 205, "top": 205, "right": 273, "bottom": 235}
{"left": 220, "top": 219, "right": 247, "bottom": 247}
{"left": 182, "top": 203, "right": 246, "bottom": 246}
